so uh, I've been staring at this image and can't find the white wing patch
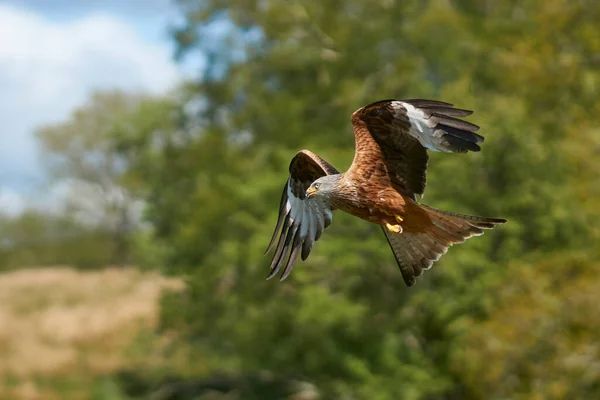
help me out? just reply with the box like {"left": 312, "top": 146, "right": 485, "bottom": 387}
{"left": 266, "top": 181, "right": 333, "bottom": 281}
{"left": 390, "top": 100, "right": 483, "bottom": 153}
{"left": 392, "top": 101, "right": 442, "bottom": 151}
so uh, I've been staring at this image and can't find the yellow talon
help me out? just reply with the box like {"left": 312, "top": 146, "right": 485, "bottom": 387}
{"left": 395, "top": 215, "right": 404, "bottom": 223}
{"left": 385, "top": 222, "right": 403, "bottom": 234}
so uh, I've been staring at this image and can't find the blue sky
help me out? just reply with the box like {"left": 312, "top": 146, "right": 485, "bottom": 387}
{"left": 0, "top": 0, "right": 195, "bottom": 214}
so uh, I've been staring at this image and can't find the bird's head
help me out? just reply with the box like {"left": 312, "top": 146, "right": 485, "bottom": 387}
{"left": 305, "top": 174, "right": 341, "bottom": 199}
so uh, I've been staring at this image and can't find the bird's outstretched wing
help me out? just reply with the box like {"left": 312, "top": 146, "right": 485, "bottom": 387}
{"left": 348, "top": 99, "right": 483, "bottom": 198}
{"left": 265, "top": 150, "right": 339, "bottom": 280}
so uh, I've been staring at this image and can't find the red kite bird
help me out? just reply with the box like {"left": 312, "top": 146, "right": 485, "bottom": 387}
{"left": 266, "top": 99, "right": 506, "bottom": 286}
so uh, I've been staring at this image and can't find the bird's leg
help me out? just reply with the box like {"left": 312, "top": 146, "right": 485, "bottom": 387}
{"left": 385, "top": 215, "right": 404, "bottom": 234}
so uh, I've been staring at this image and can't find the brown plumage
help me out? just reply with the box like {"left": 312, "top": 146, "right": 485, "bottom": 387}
{"left": 266, "top": 99, "right": 506, "bottom": 286}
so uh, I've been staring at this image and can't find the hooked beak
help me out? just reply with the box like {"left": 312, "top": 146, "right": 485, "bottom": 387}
{"left": 305, "top": 187, "right": 317, "bottom": 199}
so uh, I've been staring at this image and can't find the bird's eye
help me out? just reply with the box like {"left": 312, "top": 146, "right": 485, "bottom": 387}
{"left": 314, "top": 183, "right": 320, "bottom": 189}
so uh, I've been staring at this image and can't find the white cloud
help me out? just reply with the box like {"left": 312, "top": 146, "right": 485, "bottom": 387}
{"left": 0, "top": 5, "right": 182, "bottom": 197}
{"left": 0, "top": 188, "right": 27, "bottom": 216}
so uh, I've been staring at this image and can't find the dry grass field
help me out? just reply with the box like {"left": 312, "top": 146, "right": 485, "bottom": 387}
{"left": 0, "top": 266, "right": 183, "bottom": 400}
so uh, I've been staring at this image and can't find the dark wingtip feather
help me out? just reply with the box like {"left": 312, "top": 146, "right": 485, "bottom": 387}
{"left": 269, "top": 214, "right": 291, "bottom": 266}
{"left": 301, "top": 239, "right": 313, "bottom": 261}
{"left": 432, "top": 114, "right": 481, "bottom": 133}
{"left": 403, "top": 98, "right": 455, "bottom": 107}
{"left": 438, "top": 124, "right": 484, "bottom": 144}
{"left": 266, "top": 266, "right": 281, "bottom": 280}
{"left": 280, "top": 246, "right": 301, "bottom": 280}
{"left": 269, "top": 222, "right": 296, "bottom": 275}
{"left": 279, "top": 232, "right": 303, "bottom": 280}
{"left": 474, "top": 218, "right": 507, "bottom": 228}
{"left": 422, "top": 106, "right": 473, "bottom": 117}
{"left": 442, "top": 134, "right": 481, "bottom": 152}
{"left": 265, "top": 184, "right": 289, "bottom": 254}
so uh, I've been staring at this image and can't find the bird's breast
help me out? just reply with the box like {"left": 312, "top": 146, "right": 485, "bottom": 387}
{"left": 334, "top": 183, "right": 408, "bottom": 225}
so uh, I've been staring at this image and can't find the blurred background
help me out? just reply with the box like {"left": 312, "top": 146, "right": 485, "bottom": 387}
{"left": 1, "top": 0, "right": 599, "bottom": 399}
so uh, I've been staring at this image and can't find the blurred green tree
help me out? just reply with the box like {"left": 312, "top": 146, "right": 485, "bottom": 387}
{"left": 117, "top": 0, "right": 600, "bottom": 398}
{"left": 0, "top": 210, "right": 114, "bottom": 270}
{"left": 455, "top": 250, "right": 600, "bottom": 399}
{"left": 33, "top": 90, "right": 181, "bottom": 268}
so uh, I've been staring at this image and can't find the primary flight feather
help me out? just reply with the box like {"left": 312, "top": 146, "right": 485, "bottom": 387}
{"left": 266, "top": 99, "right": 506, "bottom": 286}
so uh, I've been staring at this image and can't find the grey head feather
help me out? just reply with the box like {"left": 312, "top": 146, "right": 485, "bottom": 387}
{"left": 307, "top": 174, "right": 343, "bottom": 200}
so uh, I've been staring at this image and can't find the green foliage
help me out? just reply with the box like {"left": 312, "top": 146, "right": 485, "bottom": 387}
{"left": 20, "top": 90, "right": 184, "bottom": 269}
{"left": 11, "top": 0, "right": 597, "bottom": 398}
{"left": 115, "top": 0, "right": 600, "bottom": 398}
{"left": 0, "top": 211, "right": 115, "bottom": 270}
{"left": 455, "top": 250, "right": 600, "bottom": 399}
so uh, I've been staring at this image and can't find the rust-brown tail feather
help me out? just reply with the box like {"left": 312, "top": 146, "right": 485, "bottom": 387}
{"left": 382, "top": 204, "right": 506, "bottom": 287}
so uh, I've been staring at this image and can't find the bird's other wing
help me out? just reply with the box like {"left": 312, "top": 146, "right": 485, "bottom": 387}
{"left": 349, "top": 99, "right": 483, "bottom": 198}
{"left": 265, "top": 149, "right": 339, "bottom": 280}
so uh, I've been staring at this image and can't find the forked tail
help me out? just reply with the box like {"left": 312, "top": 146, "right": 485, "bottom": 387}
{"left": 382, "top": 204, "right": 506, "bottom": 286}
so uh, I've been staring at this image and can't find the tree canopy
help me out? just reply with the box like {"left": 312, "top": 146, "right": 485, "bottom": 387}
{"left": 17, "top": 0, "right": 600, "bottom": 398}
{"left": 120, "top": 0, "right": 599, "bottom": 398}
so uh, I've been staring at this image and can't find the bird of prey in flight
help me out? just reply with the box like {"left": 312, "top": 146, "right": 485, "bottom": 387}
{"left": 266, "top": 99, "right": 506, "bottom": 286}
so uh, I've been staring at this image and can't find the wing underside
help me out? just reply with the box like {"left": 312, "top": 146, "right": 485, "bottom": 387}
{"left": 265, "top": 150, "right": 338, "bottom": 280}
